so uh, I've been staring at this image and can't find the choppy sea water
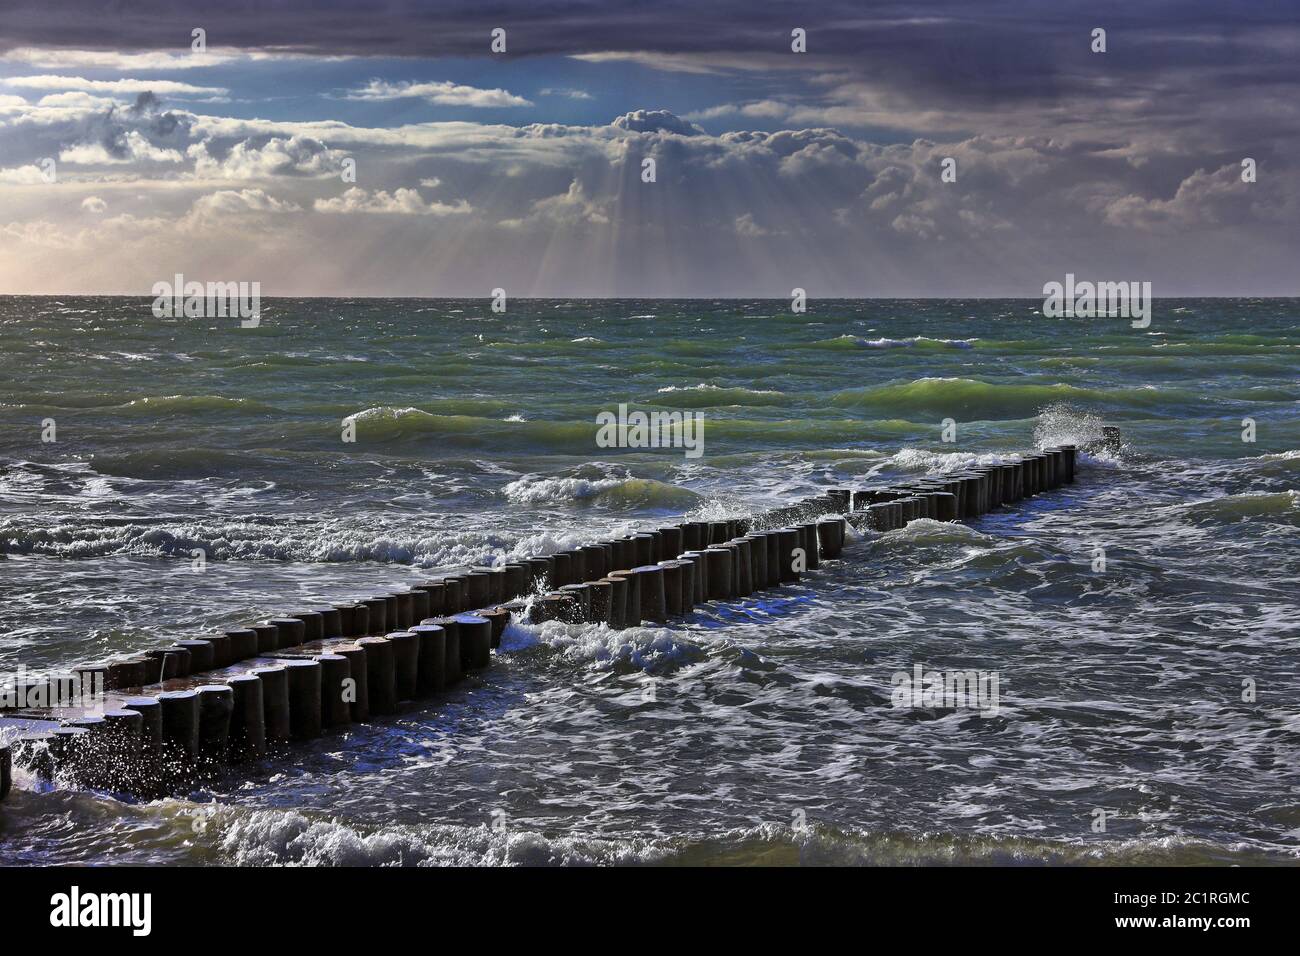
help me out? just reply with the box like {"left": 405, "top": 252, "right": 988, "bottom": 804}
{"left": 0, "top": 296, "right": 1297, "bottom": 866}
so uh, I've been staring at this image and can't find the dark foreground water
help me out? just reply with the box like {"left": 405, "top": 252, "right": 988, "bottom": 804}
{"left": 1, "top": 297, "right": 1297, "bottom": 865}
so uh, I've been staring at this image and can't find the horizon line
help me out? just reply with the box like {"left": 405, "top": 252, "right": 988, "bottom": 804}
{"left": 2, "top": 293, "right": 1298, "bottom": 301}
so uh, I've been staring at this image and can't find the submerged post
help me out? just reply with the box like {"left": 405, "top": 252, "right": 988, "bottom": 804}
{"left": 1, "top": 745, "right": 11, "bottom": 802}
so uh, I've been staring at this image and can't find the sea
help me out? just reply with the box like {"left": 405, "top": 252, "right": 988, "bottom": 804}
{"left": 0, "top": 296, "right": 1297, "bottom": 865}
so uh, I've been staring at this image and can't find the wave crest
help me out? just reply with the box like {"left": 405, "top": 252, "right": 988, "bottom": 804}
{"left": 501, "top": 475, "right": 700, "bottom": 508}
{"left": 649, "top": 384, "right": 787, "bottom": 408}
{"left": 833, "top": 377, "right": 1186, "bottom": 421}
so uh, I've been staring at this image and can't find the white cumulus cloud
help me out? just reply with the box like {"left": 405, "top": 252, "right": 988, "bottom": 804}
{"left": 313, "top": 186, "right": 472, "bottom": 215}
{"left": 345, "top": 79, "right": 531, "bottom": 108}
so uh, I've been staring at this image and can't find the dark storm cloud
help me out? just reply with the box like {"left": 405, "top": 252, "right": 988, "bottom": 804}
{"left": 6, "top": 2, "right": 1297, "bottom": 148}
{"left": 3, "top": 1, "right": 1297, "bottom": 295}
{"left": 5, "top": 1, "right": 1296, "bottom": 92}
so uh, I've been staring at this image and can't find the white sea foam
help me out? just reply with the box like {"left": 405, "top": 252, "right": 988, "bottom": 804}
{"left": 0, "top": 518, "right": 521, "bottom": 568}
{"left": 502, "top": 529, "right": 590, "bottom": 562}
{"left": 501, "top": 474, "right": 700, "bottom": 508}
{"left": 501, "top": 475, "right": 626, "bottom": 503}
{"left": 889, "top": 448, "right": 1011, "bottom": 474}
{"left": 869, "top": 336, "right": 974, "bottom": 349}
{"left": 500, "top": 615, "right": 707, "bottom": 673}
{"left": 216, "top": 807, "right": 667, "bottom": 866}
{"left": 886, "top": 517, "right": 995, "bottom": 544}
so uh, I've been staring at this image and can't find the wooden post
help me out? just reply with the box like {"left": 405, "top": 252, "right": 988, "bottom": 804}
{"left": 122, "top": 695, "right": 163, "bottom": 766}
{"left": 634, "top": 533, "right": 657, "bottom": 567}
{"left": 435, "top": 619, "right": 463, "bottom": 685}
{"left": 158, "top": 689, "right": 200, "bottom": 779}
{"left": 270, "top": 617, "right": 307, "bottom": 648}
{"left": 581, "top": 545, "right": 607, "bottom": 581}
{"left": 659, "top": 561, "right": 684, "bottom": 616}
{"left": 225, "top": 629, "right": 259, "bottom": 663}
{"left": 416, "top": 583, "right": 446, "bottom": 618}
{"left": 411, "top": 624, "right": 447, "bottom": 692}
{"left": 586, "top": 580, "right": 612, "bottom": 625}
{"left": 776, "top": 529, "right": 800, "bottom": 583}
{"left": 551, "top": 552, "right": 572, "bottom": 587}
{"left": 480, "top": 608, "right": 510, "bottom": 646}
{"left": 502, "top": 564, "right": 529, "bottom": 599}
{"left": 681, "top": 551, "right": 709, "bottom": 603}
{"left": 106, "top": 657, "right": 148, "bottom": 690}
{"left": 226, "top": 673, "right": 266, "bottom": 761}
{"left": 603, "top": 575, "right": 629, "bottom": 628}
{"left": 251, "top": 624, "right": 280, "bottom": 654}
{"left": 284, "top": 659, "right": 322, "bottom": 740}
{"left": 730, "top": 539, "right": 754, "bottom": 595}
{"left": 704, "top": 548, "right": 733, "bottom": 599}
{"left": 356, "top": 637, "right": 397, "bottom": 714}
{"left": 332, "top": 644, "right": 370, "bottom": 721}
{"left": 317, "top": 607, "right": 343, "bottom": 638}
{"left": 203, "top": 634, "right": 232, "bottom": 669}
{"left": 291, "top": 610, "right": 325, "bottom": 643}
{"left": 317, "top": 654, "right": 352, "bottom": 729}
{"left": 334, "top": 604, "right": 356, "bottom": 637}
{"left": 608, "top": 570, "right": 642, "bottom": 625}
{"left": 175, "top": 639, "right": 215, "bottom": 672}
{"left": 465, "top": 570, "right": 491, "bottom": 609}
{"left": 101, "top": 708, "right": 143, "bottom": 767}
{"left": 196, "top": 684, "right": 234, "bottom": 769}
{"left": 632, "top": 565, "right": 668, "bottom": 622}
{"left": 361, "top": 599, "right": 387, "bottom": 635}
{"left": 48, "top": 727, "right": 91, "bottom": 787}
{"left": 441, "top": 577, "right": 465, "bottom": 614}
{"left": 409, "top": 588, "right": 431, "bottom": 624}
{"left": 455, "top": 614, "right": 492, "bottom": 669}
{"left": 1, "top": 745, "right": 11, "bottom": 802}
{"left": 799, "top": 523, "right": 821, "bottom": 569}
{"left": 253, "top": 666, "right": 291, "bottom": 745}
{"left": 387, "top": 631, "right": 420, "bottom": 700}
{"left": 559, "top": 583, "right": 593, "bottom": 621}
{"left": 816, "top": 517, "right": 844, "bottom": 558}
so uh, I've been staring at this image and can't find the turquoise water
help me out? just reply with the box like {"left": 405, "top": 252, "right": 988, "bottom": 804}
{"left": 1, "top": 297, "right": 1298, "bottom": 865}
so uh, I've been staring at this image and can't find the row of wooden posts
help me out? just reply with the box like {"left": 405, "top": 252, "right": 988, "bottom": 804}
{"left": 0, "top": 444, "right": 1077, "bottom": 802}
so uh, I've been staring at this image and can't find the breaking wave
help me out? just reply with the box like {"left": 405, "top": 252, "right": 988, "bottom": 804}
{"left": 832, "top": 377, "right": 1196, "bottom": 420}
{"left": 501, "top": 475, "right": 701, "bottom": 508}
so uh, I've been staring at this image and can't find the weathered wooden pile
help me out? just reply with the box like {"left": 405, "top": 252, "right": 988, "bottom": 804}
{"left": 0, "top": 444, "right": 1076, "bottom": 801}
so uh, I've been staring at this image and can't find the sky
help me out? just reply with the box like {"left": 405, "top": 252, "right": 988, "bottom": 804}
{"left": 1, "top": 0, "right": 1297, "bottom": 297}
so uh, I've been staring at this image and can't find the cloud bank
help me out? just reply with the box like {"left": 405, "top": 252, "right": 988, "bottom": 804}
{"left": 0, "top": 1, "right": 1295, "bottom": 295}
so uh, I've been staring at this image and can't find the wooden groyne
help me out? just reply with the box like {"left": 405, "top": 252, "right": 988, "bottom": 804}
{"left": 0, "top": 444, "right": 1078, "bottom": 800}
